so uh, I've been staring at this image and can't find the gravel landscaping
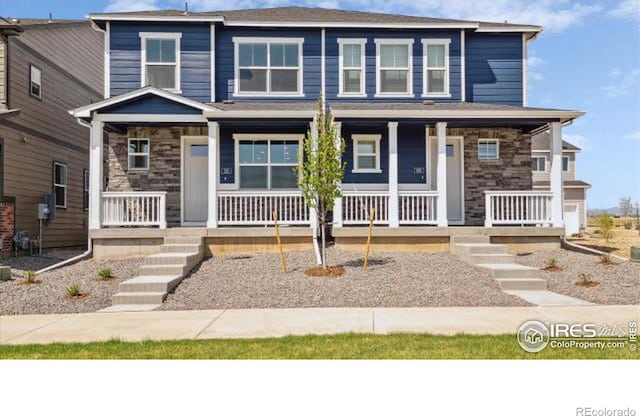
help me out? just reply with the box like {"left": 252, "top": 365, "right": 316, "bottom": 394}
{"left": 160, "top": 248, "right": 530, "bottom": 310}
{"left": 516, "top": 249, "right": 640, "bottom": 305}
{"left": 0, "top": 257, "right": 143, "bottom": 315}
{"left": 1, "top": 247, "right": 86, "bottom": 272}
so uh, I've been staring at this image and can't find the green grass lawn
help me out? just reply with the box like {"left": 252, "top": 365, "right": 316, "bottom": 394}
{"left": 1, "top": 333, "right": 637, "bottom": 359}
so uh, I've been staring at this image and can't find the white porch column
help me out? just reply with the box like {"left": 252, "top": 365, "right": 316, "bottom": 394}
{"left": 333, "top": 121, "right": 343, "bottom": 228}
{"left": 550, "top": 121, "right": 564, "bottom": 228}
{"left": 388, "top": 121, "right": 399, "bottom": 227}
{"left": 309, "top": 120, "right": 319, "bottom": 230}
{"left": 88, "top": 119, "right": 104, "bottom": 230}
{"left": 436, "top": 122, "right": 448, "bottom": 227}
{"left": 206, "top": 121, "right": 219, "bottom": 228}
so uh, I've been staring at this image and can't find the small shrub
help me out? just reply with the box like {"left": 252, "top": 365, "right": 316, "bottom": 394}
{"left": 623, "top": 221, "right": 632, "bottom": 230}
{"left": 23, "top": 270, "right": 38, "bottom": 284}
{"left": 597, "top": 213, "right": 615, "bottom": 242}
{"left": 576, "top": 272, "right": 599, "bottom": 288}
{"left": 66, "top": 283, "right": 82, "bottom": 298}
{"left": 98, "top": 267, "right": 113, "bottom": 280}
{"left": 570, "top": 232, "right": 583, "bottom": 239}
{"left": 543, "top": 257, "right": 561, "bottom": 271}
{"left": 599, "top": 255, "right": 615, "bottom": 266}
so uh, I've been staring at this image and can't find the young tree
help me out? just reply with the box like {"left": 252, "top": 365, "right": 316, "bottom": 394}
{"left": 619, "top": 196, "right": 632, "bottom": 218}
{"left": 300, "top": 98, "right": 345, "bottom": 268}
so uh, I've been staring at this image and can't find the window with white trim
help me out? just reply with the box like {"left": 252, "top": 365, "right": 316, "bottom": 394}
{"left": 422, "top": 39, "right": 450, "bottom": 96}
{"left": 53, "top": 162, "right": 67, "bottom": 208}
{"left": 128, "top": 139, "right": 150, "bottom": 170}
{"left": 140, "top": 32, "right": 181, "bottom": 91}
{"left": 375, "top": 39, "right": 413, "bottom": 96}
{"left": 562, "top": 156, "right": 570, "bottom": 172}
{"left": 234, "top": 38, "right": 303, "bottom": 96}
{"left": 338, "top": 39, "right": 366, "bottom": 96}
{"left": 478, "top": 139, "right": 499, "bottom": 160}
{"left": 29, "top": 65, "right": 42, "bottom": 99}
{"left": 532, "top": 156, "right": 546, "bottom": 172}
{"left": 236, "top": 136, "right": 301, "bottom": 189}
{"left": 352, "top": 135, "right": 381, "bottom": 173}
{"left": 83, "top": 169, "right": 89, "bottom": 210}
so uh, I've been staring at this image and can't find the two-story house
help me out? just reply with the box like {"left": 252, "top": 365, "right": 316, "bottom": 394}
{"left": 531, "top": 132, "right": 590, "bottom": 235}
{"left": 70, "top": 7, "right": 584, "bottom": 259}
{"left": 0, "top": 18, "right": 103, "bottom": 255}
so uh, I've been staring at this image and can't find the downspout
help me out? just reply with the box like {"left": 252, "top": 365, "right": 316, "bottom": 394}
{"left": 36, "top": 118, "right": 94, "bottom": 274}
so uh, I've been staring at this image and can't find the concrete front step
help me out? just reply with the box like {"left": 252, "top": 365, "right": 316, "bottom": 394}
{"left": 160, "top": 243, "right": 202, "bottom": 254}
{"left": 118, "top": 275, "right": 184, "bottom": 293}
{"left": 476, "top": 263, "right": 542, "bottom": 279}
{"left": 164, "top": 236, "right": 203, "bottom": 245}
{"left": 138, "top": 264, "right": 190, "bottom": 277}
{"left": 451, "top": 235, "right": 490, "bottom": 245}
{"left": 464, "top": 253, "right": 514, "bottom": 265}
{"left": 112, "top": 291, "right": 167, "bottom": 305}
{"left": 495, "top": 277, "right": 548, "bottom": 291}
{"left": 144, "top": 252, "right": 201, "bottom": 267}
{"left": 452, "top": 243, "right": 508, "bottom": 256}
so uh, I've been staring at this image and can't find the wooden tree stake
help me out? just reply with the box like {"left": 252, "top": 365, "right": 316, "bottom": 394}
{"left": 363, "top": 207, "right": 375, "bottom": 271}
{"left": 273, "top": 211, "right": 287, "bottom": 273}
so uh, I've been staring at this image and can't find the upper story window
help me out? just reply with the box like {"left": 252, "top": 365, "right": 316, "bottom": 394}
{"left": 128, "top": 138, "right": 150, "bottom": 170}
{"left": 532, "top": 156, "right": 546, "bottom": 172}
{"left": 140, "top": 32, "right": 181, "bottom": 92}
{"left": 352, "top": 134, "right": 382, "bottom": 173}
{"left": 375, "top": 39, "right": 413, "bottom": 97}
{"left": 29, "top": 65, "right": 42, "bottom": 99}
{"left": 338, "top": 39, "right": 366, "bottom": 97}
{"left": 422, "top": 39, "right": 450, "bottom": 97}
{"left": 562, "top": 156, "right": 569, "bottom": 172}
{"left": 234, "top": 37, "right": 304, "bottom": 96}
{"left": 235, "top": 134, "right": 302, "bottom": 189}
{"left": 53, "top": 162, "right": 67, "bottom": 208}
{"left": 478, "top": 139, "right": 499, "bottom": 160}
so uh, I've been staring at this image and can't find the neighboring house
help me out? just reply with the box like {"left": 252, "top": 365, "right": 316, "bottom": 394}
{"left": 0, "top": 18, "right": 103, "bottom": 254}
{"left": 70, "top": 7, "right": 584, "bottom": 258}
{"left": 531, "top": 132, "right": 591, "bottom": 235}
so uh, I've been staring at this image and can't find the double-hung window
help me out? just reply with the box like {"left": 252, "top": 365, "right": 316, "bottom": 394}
{"left": 128, "top": 139, "right": 150, "bottom": 170}
{"left": 562, "top": 156, "right": 570, "bottom": 172}
{"left": 375, "top": 39, "right": 413, "bottom": 96}
{"left": 235, "top": 38, "right": 303, "bottom": 96}
{"left": 83, "top": 169, "right": 89, "bottom": 210}
{"left": 352, "top": 135, "right": 381, "bottom": 173}
{"left": 422, "top": 39, "right": 450, "bottom": 96}
{"left": 29, "top": 65, "right": 42, "bottom": 99}
{"left": 236, "top": 135, "right": 301, "bottom": 189}
{"left": 478, "top": 139, "right": 499, "bottom": 160}
{"left": 53, "top": 162, "right": 67, "bottom": 208}
{"left": 338, "top": 39, "right": 366, "bottom": 96}
{"left": 140, "top": 32, "right": 181, "bottom": 92}
{"left": 531, "top": 156, "right": 546, "bottom": 172}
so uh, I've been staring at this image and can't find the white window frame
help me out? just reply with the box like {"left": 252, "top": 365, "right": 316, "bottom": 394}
{"left": 531, "top": 155, "right": 547, "bottom": 172}
{"left": 233, "top": 134, "right": 303, "bottom": 190}
{"left": 562, "top": 156, "right": 570, "bottom": 172}
{"left": 53, "top": 162, "right": 67, "bottom": 209}
{"left": 128, "top": 138, "right": 150, "bottom": 171}
{"left": 478, "top": 139, "right": 499, "bottom": 160}
{"left": 233, "top": 37, "right": 305, "bottom": 97}
{"left": 338, "top": 38, "right": 367, "bottom": 97}
{"left": 83, "top": 169, "right": 89, "bottom": 211}
{"left": 421, "top": 38, "right": 451, "bottom": 97}
{"left": 352, "top": 134, "right": 382, "bottom": 173}
{"left": 29, "top": 64, "right": 42, "bottom": 99}
{"left": 374, "top": 39, "right": 414, "bottom": 98}
{"left": 140, "top": 32, "right": 182, "bottom": 93}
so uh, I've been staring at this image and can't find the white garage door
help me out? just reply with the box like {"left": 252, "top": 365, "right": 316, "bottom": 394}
{"left": 564, "top": 204, "right": 580, "bottom": 236}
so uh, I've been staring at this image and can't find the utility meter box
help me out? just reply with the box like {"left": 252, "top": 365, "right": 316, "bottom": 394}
{"left": 38, "top": 203, "right": 50, "bottom": 220}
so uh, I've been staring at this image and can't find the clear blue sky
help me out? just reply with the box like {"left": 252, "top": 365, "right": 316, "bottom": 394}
{"left": 2, "top": 0, "right": 639, "bottom": 210}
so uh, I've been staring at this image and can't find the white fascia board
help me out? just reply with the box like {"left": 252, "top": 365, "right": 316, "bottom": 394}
{"left": 475, "top": 26, "right": 542, "bottom": 33}
{"left": 224, "top": 21, "right": 479, "bottom": 29}
{"left": 331, "top": 109, "right": 585, "bottom": 121}
{"left": 94, "top": 114, "right": 207, "bottom": 123}
{"left": 89, "top": 14, "right": 224, "bottom": 22}
{"left": 203, "top": 110, "right": 316, "bottom": 119}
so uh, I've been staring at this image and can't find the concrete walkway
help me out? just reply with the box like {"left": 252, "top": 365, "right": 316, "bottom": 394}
{"left": 1, "top": 305, "right": 638, "bottom": 345}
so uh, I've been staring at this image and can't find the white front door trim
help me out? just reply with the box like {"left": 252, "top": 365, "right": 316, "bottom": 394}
{"left": 429, "top": 135, "right": 465, "bottom": 225}
{"left": 180, "top": 135, "right": 208, "bottom": 226}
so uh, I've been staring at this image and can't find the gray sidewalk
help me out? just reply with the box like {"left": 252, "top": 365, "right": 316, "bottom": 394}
{"left": 1, "top": 305, "right": 638, "bottom": 345}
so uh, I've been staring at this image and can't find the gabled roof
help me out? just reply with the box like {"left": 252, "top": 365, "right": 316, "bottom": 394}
{"left": 70, "top": 87, "right": 214, "bottom": 118}
{"left": 532, "top": 131, "right": 581, "bottom": 151}
{"left": 89, "top": 6, "right": 542, "bottom": 33}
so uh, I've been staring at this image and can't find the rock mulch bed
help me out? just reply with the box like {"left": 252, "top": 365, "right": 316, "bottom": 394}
{"left": 0, "top": 257, "right": 143, "bottom": 315}
{"left": 516, "top": 249, "right": 640, "bottom": 305}
{"left": 160, "top": 248, "right": 529, "bottom": 310}
{"left": 1, "top": 247, "right": 86, "bottom": 272}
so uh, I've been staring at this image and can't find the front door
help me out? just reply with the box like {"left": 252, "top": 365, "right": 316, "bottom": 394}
{"left": 430, "top": 138, "right": 464, "bottom": 224}
{"left": 183, "top": 137, "right": 208, "bottom": 225}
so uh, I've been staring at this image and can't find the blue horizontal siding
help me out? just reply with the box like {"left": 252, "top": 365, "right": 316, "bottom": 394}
{"left": 325, "top": 29, "right": 462, "bottom": 102}
{"left": 215, "top": 26, "right": 322, "bottom": 102}
{"left": 110, "top": 23, "right": 211, "bottom": 102}
{"left": 100, "top": 94, "right": 202, "bottom": 114}
{"left": 465, "top": 33, "right": 523, "bottom": 106}
{"left": 397, "top": 124, "right": 427, "bottom": 183}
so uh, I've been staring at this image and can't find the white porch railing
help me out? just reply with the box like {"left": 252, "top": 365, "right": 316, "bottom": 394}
{"left": 102, "top": 191, "right": 167, "bottom": 228}
{"left": 342, "top": 191, "right": 389, "bottom": 225}
{"left": 217, "top": 191, "right": 310, "bottom": 226}
{"left": 399, "top": 191, "right": 439, "bottom": 225}
{"left": 485, "top": 191, "right": 553, "bottom": 226}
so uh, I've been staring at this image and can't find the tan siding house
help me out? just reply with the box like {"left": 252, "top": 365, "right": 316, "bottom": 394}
{"left": 0, "top": 19, "right": 103, "bottom": 250}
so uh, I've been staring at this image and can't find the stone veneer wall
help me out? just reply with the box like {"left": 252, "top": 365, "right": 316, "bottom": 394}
{"left": 0, "top": 199, "right": 15, "bottom": 254}
{"left": 449, "top": 128, "right": 532, "bottom": 225}
{"left": 108, "top": 126, "right": 207, "bottom": 226}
